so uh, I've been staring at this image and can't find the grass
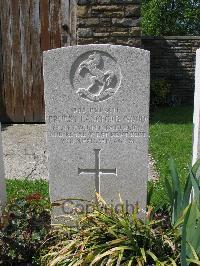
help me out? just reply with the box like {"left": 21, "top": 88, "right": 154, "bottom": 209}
{"left": 149, "top": 105, "right": 193, "bottom": 206}
{"left": 6, "top": 179, "right": 49, "bottom": 200}
{"left": 5, "top": 105, "right": 193, "bottom": 207}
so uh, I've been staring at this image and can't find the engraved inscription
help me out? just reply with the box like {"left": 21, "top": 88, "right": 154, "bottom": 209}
{"left": 70, "top": 51, "right": 122, "bottom": 102}
{"left": 78, "top": 149, "right": 117, "bottom": 194}
{"left": 48, "top": 107, "right": 147, "bottom": 145}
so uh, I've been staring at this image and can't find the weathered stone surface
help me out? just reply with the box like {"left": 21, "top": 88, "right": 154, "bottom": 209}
{"left": 78, "top": 18, "right": 99, "bottom": 27}
{"left": 77, "top": 28, "right": 93, "bottom": 37}
{"left": 44, "top": 45, "right": 150, "bottom": 219}
{"left": 77, "top": 6, "right": 91, "bottom": 17}
{"left": 193, "top": 48, "right": 200, "bottom": 165}
{"left": 77, "top": 0, "right": 90, "bottom": 5}
{"left": 112, "top": 18, "right": 140, "bottom": 27}
{"left": 142, "top": 37, "right": 200, "bottom": 104}
{"left": 125, "top": 5, "right": 140, "bottom": 17}
{"left": 91, "top": 5, "right": 122, "bottom": 11}
{"left": 110, "top": 31, "right": 129, "bottom": 37}
{"left": 77, "top": 1, "right": 141, "bottom": 47}
{"left": 93, "top": 32, "right": 110, "bottom": 37}
{"left": 0, "top": 123, "right": 6, "bottom": 207}
{"left": 129, "top": 27, "right": 141, "bottom": 37}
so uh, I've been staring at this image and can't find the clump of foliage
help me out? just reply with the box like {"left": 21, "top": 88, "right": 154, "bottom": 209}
{"left": 165, "top": 159, "right": 200, "bottom": 265}
{"left": 40, "top": 160, "right": 200, "bottom": 265}
{"left": 142, "top": 0, "right": 200, "bottom": 36}
{"left": 0, "top": 193, "right": 50, "bottom": 265}
{"left": 150, "top": 79, "right": 171, "bottom": 109}
{"left": 40, "top": 196, "right": 180, "bottom": 265}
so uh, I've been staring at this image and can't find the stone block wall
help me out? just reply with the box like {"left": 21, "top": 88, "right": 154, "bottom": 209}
{"left": 142, "top": 36, "right": 200, "bottom": 104}
{"left": 77, "top": 0, "right": 141, "bottom": 47}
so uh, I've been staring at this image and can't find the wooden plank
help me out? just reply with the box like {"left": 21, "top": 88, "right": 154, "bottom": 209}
{"left": 40, "top": 0, "right": 51, "bottom": 122}
{"left": 69, "top": 0, "right": 77, "bottom": 46}
{"left": 50, "top": 0, "right": 61, "bottom": 48}
{"left": 30, "top": 0, "right": 44, "bottom": 122}
{"left": 40, "top": 0, "right": 50, "bottom": 52}
{"left": 0, "top": 0, "right": 14, "bottom": 122}
{"left": 10, "top": 0, "right": 24, "bottom": 122}
{"left": 20, "top": 0, "right": 34, "bottom": 122}
{"left": 0, "top": 4, "right": 5, "bottom": 121}
{"left": 60, "top": 0, "right": 70, "bottom": 47}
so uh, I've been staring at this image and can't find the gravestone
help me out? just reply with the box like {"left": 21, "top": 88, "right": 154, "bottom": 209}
{"left": 0, "top": 123, "right": 6, "bottom": 208}
{"left": 44, "top": 45, "right": 150, "bottom": 217}
{"left": 193, "top": 49, "right": 200, "bottom": 165}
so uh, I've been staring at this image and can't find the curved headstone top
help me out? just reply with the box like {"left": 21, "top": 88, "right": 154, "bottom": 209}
{"left": 0, "top": 123, "right": 6, "bottom": 208}
{"left": 43, "top": 45, "right": 150, "bottom": 220}
{"left": 193, "top": 48, "right": 200, "bottom": 165}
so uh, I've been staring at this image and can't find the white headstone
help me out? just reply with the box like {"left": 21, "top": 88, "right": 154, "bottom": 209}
{"left": 0, "top": 123, "right": 6, "bottom": 207}
{"left": 44, "top": 45, "right": 150, "bottom": 217}
{"left": 193, "top": 49, "right": 200, "bottom": 165}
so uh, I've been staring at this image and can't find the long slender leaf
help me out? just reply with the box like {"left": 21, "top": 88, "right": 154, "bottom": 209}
{"left": 188, "top": 242, "right": 199, "bottom": 261}
{"left": 147, "top": 184, "right": 154, "bottom": 206}
{"left": 181, "top": 203, "right": 192, "bottom": 266}
{"left": 182, "top": 174, "right": 192, "bottom": 210}
{"left": 169, "top": 157, "right": 182, "bottom": 223}
{"left": 90, "top": 247, "right": 131, "bottom": 265}
{"left": 164, "top": 177, "right": 173, "bottom": 206}
{"left": 187, "top": 259, "right": 200, "bottom": 265}
{"left": 188, "top": 167, "right": 200, "bottom": 202}
{"left": 140, "top": 248, "right": 147, "bottom": 263}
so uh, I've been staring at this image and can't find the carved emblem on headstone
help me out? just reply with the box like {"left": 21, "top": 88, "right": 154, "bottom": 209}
{"left": 70, "top": 51, "right": 122, "bottom": 102}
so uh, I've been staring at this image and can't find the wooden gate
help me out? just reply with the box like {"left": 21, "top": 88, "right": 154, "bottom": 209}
{"left": 0, "top": 0, "right": 77, "bottom": 123}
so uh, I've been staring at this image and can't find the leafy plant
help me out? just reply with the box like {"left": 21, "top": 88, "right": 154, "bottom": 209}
{"left": 41, "top": 196, "right": 180, "bottom": 265}
{"left": 0, "top": 193, "right": 51, "bottom": 265}
{"left": 179, "top": 201, "right": 200, "bottom": 266}
{"left": 150, "top": 79, "right": 171, "bottom": 109}
{"left": 165, "top": 158, "right": 200, "bottom": 225}
{"left": 165, "top": 159, "right": 200, "bottom": 265}
{"left": 142, "top": 0, "right": 200, "bottom": 36}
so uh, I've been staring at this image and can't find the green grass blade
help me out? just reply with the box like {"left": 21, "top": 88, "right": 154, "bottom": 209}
{"left": 146, "top": 250, "right": 158, "bottom": 262}
{"left": 182, "top": 174, "right": 192, "bottom": 210}
{"left": 188, "top": 167, "right": 200, "bottom": 202}
{"left": 140, "top": 248, "right": 147, "bottom": 263}
{"left": 127, "top": 257, "right": 134, "bottom": 266}
{"left": 169, "top": 157, "right": 182, "bottom": 223}
{"left": 164, "top": 177, "right": 173, "bottom": 206}
{"left": 169, "top": 258, "right": 178, "bottom": 266}
{"left": 187, "top": 259, "right": 200, "bottom": 265}
{"left": 147, "top": 184, "right": 154, "bottom": 206}
{"left": 90, "top": 247, "right": 131, "bottom": 265}
{"left": 181, "top": 203, "right": 192, "bottom": 266}
{"left": 188, "top": 242, "right": 199, "bottom": 261}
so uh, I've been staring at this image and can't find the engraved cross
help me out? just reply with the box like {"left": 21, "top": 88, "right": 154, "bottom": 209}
{"left": 78, "top": 149, "right": 117, "bottom": 194}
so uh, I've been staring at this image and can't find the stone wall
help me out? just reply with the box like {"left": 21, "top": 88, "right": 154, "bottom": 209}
{"left": 76, "top": 1, "right": 199, "bottom": 104}
{"left": 77, "top": 0, "right": 141, "bottom": 47}
{"left": 142, "top": 36, "right": 200, "bottom": 104}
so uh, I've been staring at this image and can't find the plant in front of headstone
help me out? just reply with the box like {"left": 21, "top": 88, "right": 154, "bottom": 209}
{"left": 0, "top": 193, "right": 51, "bottom": 265}
{"left": 178, "top": 200, "right": 200, "bottom": 266}
{"left": 165, "top": 158, "right": 200, "bottom": 225}
{"left": 40, "top": 195, "right": 180, "bottom": 265}
{"left": 165, "top": 158, "right": 200, "bottom": 265}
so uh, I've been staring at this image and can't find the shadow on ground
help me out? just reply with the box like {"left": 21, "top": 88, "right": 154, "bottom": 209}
{"left": 1, "top": 124, "right": 13, "bottom": 131}
{"left": 150, "top": 105, "right": 193, "bottom": 125}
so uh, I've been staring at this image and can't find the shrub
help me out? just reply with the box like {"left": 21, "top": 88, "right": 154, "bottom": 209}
{"left": 165, "top": 159, "right": 200, "bottom": 265}
{"left": 0, "top": 193, "right": 51, "bottom": 265}
{"left": 40, "top": 196, "right": 180, "bottom": 265}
